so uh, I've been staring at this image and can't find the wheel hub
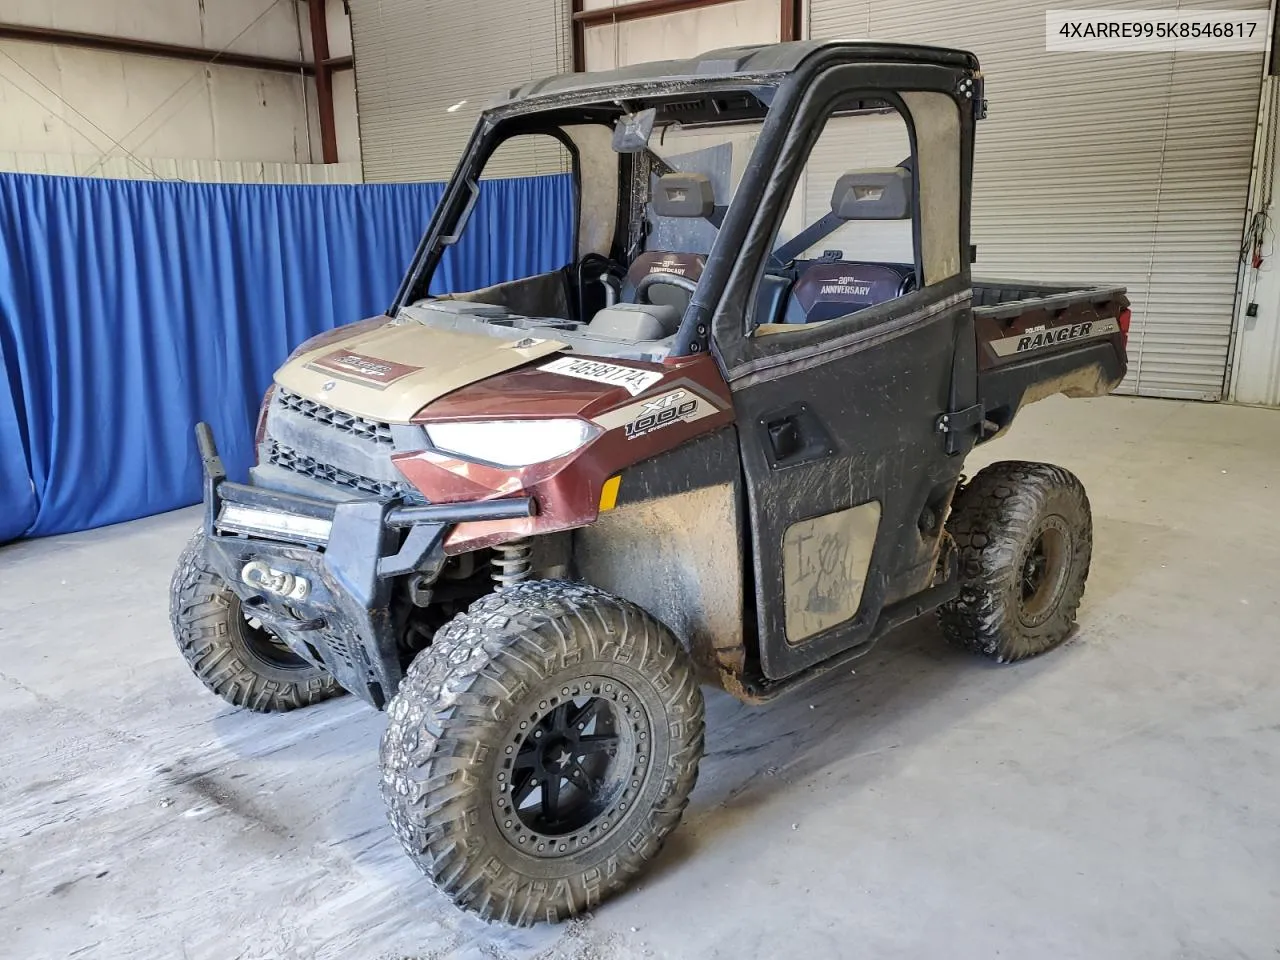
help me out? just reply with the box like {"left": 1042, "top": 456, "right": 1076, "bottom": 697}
{"left": 492, "top": 675, "right": 651, "bottom": 858}
{"left": 1018, "top": 516, "right": 1071, "bottom": 627}
{"left": 231, "top": 598, "right": 311, "bottom": 671}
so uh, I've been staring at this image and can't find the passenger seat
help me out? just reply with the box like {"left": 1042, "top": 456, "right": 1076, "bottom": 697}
{"left": 782, "top": 261, "right": 914, "bottom": 324}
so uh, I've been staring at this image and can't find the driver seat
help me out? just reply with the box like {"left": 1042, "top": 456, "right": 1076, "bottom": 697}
{"left": 620, "top": 251, "right": 707, "bottom": 313}
{"left": 619, "top": 172, "right": 718, "bottom": 313}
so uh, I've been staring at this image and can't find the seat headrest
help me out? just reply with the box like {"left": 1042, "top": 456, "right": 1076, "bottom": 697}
{"left": 831, "top": 168, "right": 913, "bottom": 220}
{"left": 652, "top": 172, "right": 716, "bottom": 218}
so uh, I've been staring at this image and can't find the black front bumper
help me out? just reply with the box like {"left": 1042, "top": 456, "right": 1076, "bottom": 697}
{"left": 194, "top": 423, "right": 533, "bottom": 708}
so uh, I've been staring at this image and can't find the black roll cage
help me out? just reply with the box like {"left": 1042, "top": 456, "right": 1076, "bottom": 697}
{"left": 391, "top": 41, "right": 983, "bottom": 364}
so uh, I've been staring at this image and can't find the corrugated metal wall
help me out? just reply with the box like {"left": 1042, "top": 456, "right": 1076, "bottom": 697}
{"left": 348, "top": 0, "right": 572, "bottom": 182}
{"left": 810, "top": 0, "right": 1264, "bottom": 399}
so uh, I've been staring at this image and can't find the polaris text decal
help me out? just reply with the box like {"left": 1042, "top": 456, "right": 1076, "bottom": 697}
{"left": 990, "top": 316, "right": 1121, "bottom": 358}
{"left": 539, "top": 357, "right": 664, "bottom": 396}
{"left": 307, "top": 350, "right": 422, "bottom": 388}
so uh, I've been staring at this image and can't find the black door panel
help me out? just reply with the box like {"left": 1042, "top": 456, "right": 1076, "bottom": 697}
{"left": 734, "top": 297, "right": 971, "bottom": 679}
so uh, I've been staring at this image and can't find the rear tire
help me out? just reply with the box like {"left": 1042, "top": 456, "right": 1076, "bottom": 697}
{"left": 379, "top": 580, "right": 705, "bottom": 925}
{"left": 938, "top": 461, "right": 1092, "bottom": 662}
{"left": 169, "top": 530, "right": 342, "bottom": 712}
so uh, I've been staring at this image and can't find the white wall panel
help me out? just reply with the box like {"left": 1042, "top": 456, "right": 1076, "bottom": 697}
{"left": 584, "top": 0, "right": 780, "bottom": 69}
{"left": 331, "top": 68, "right": 360, "bottom": 165}
{"left": 0, "top": 40, "right": 314, "bottom": 164}
{"left": 0, "top": 0, "right": 362, "bottom": 178}
{"left": 1230, "top": 79, "right": 1280, "bottom": 406}
{"left": 0, "top": 0, "right": 304, "bottom": 60}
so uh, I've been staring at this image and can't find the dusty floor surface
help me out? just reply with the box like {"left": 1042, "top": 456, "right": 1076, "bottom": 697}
{"left": 2, "top": 395, "right": 1279, "bottom": 959}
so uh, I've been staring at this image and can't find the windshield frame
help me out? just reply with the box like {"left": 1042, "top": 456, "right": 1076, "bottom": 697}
{"left": 390, "top": 78, "right": 782, "bottom": 322}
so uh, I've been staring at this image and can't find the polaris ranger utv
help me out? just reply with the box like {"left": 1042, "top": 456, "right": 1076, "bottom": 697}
{"left": 171, "top": 40, "right": 1130, "bottom": 923}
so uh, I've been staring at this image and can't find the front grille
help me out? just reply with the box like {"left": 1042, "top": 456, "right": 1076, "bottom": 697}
{"left": 275, "top": 389, "right": 393, "bottom": 445}
{"left": 265, "top": 439, "right": 406, "bottom": 499}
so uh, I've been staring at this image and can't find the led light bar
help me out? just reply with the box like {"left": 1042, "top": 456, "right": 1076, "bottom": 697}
{"left": 217, "top": 503, "right": 333, "bottom": 545}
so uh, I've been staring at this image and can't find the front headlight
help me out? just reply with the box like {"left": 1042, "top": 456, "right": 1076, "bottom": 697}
{"left": 425, "top": 418, "right": 598, "bottom": 467}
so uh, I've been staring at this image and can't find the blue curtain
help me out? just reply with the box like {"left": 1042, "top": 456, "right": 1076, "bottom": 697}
{"left": 0, "top": 172, "right": 573, "bottom": 541}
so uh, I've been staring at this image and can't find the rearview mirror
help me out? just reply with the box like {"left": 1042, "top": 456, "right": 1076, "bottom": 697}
{"left": 612, "top": 108, "right": 656, "bottom": 153}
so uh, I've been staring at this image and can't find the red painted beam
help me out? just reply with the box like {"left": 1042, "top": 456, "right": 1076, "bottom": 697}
{"left": 308, "top": 0, "right": 339, "bottom": 164}
{"left": 571, "top": 0, "right": 586, "bottom": 72}
{"left": 0, "top": 22, "right": 313, "bottom": 74}
{"left": 780, "top": 0, "right": 801, "bottom": 41}
{"left": 573, "top": 0, "right": 740, "bottom": 29}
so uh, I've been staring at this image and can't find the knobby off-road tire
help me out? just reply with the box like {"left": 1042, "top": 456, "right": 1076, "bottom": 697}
{"left": 939, "top": 461, "right": 1092, "bottom": 662}
{"left": 380, "top": 580, "right": 705, "bottom": 925}
{"left": 169, "top": 530, "right": 342, "bottom": 712}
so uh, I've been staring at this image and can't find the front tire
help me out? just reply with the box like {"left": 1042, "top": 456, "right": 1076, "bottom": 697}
{"left": 938, "top": 461, "right": 1092, "bottom": 662}
{"left": 169, "top": 530, "right": 342, "bottom": 712}
{"left": 379, "top": 580, "right": 705, "bottom": 925}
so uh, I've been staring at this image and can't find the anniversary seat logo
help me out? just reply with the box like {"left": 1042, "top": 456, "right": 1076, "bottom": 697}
{"left": 818, "top": 277, "right": 873, "bottom": 297}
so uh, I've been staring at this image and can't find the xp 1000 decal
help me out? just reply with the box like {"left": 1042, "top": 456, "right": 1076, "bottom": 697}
{"left": 592, "top": 385, "right": 722, "bottom": 440}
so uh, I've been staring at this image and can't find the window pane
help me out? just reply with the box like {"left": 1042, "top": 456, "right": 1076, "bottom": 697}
{"left": 780, "top": 105, "right": 914, "bottom": 264}
{"left": 760, "top": 103, "right": 919, "bottom": 329}
{"left": 433, "top": 134, "right": 576, "bottom": 294}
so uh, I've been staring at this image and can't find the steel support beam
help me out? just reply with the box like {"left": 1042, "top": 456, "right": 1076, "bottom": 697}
{"left": 780, "top": 0, "right": 801, "bottom": 42}
{"left": 307, "top": 0, "right": 339, "bottom": 163}
{"left": 571, "top": 0, "right": 587, "bottom": 73}
{"left": 0, "top": 22, "right": 313, "bottom": 75}
{"left": 572, "top": 0, "right": 740, "bottom": 29}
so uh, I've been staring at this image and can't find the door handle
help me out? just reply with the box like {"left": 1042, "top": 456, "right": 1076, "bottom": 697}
{"left": 767, "top": 417, "right": 803, "bottom": 461}
{"left": 757, "top": 402, "right": 835, "bottom": 470}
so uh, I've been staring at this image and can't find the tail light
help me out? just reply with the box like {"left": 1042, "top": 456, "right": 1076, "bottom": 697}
{"left": 1116, "top": 308, "right": 1132, "bottom": 349}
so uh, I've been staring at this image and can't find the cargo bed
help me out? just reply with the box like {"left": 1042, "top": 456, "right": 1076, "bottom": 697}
{"left": 971, "top": 279, "right": 1130, "bottom": 436}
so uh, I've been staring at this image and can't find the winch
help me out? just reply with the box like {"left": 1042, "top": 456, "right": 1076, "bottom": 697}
{"left": 241, "top": 559, "right": 310, "bottom": 601}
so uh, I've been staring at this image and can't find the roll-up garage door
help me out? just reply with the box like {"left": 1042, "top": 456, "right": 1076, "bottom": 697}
{"left": 808, "top": 0, "right": 1263, "bottom": 399}
{"left": 348, "top": 0, "right": 572, "bottom": 183}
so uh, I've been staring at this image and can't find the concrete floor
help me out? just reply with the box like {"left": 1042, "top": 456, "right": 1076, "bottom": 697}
{"left": 2, "top": 395, "right": 1279, "bottom": 959}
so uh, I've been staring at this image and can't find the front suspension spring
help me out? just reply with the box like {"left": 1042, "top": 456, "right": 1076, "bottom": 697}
{"left": 491, "top": 538, "right": 533, "bottom": 589}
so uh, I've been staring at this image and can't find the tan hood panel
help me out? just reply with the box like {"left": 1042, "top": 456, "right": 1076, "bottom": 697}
{"left": 274, "top": 321, "right": 566, "bottom": 423}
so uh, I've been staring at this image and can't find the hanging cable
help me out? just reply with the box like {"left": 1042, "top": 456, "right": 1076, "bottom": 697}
{"left": 1242, "top": 76, "right": 1280, "bottom": 268}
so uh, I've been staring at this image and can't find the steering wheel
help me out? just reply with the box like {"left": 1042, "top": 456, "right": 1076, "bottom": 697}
{"left": 635, "top": 271, "right": 699, "bottom": 304}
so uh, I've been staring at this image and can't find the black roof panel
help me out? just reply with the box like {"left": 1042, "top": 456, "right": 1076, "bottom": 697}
{"left": 489, "top": 39, "right": 980, "bottom": 108}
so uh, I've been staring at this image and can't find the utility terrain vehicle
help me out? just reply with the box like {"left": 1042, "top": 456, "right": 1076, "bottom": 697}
{"left": 171, "top": 40, "right": 1130, "bottom": 924}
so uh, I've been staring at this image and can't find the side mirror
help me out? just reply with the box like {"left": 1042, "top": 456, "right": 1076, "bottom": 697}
{"left": 612, "top": 108, "right": 656, "bottom": 153}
